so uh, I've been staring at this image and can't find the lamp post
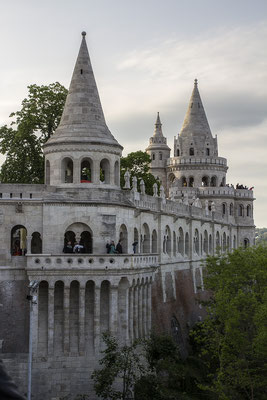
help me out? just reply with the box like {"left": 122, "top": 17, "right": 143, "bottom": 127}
{"left": 26, "top": 280, "right": 39, "bottom": 400}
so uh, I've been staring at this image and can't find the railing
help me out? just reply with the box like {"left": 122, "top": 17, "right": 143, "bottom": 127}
{"left": 167, "top": 156, "right": 227, "bottom": 167}
{"left": 26, "top": 253, "right": 159, "bottom": 270}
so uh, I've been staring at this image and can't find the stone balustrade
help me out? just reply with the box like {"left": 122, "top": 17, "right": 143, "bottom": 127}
{"left": 167, "top": 156, "right": 227, "bottom": 166}
{"left": 26, "top": 253, "right": 159, "bottom": 270}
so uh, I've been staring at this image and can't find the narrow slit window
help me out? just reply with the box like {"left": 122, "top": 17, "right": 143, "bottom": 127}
{"left": 80, "top": 69, "right": 83, "bottom": 74}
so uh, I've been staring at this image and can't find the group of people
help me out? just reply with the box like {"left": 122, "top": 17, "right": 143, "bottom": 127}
{"left": 236, "top": 183, "right": 254, "bottom": 190}
{"left": 106, "top": 240, "right": 123, "bottom": 254}
{"left": 63, "top": 241, "right": 85, "bottom": 254}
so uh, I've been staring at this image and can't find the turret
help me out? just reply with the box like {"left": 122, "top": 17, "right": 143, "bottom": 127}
{"left": 146, "top": 113, "right": 170, "bottom": 189}
{"left": 43, "top": 32, "right": 123, "bottom": 187}
{"left": 168, "top": 79, "right": 228, "bottom": 188}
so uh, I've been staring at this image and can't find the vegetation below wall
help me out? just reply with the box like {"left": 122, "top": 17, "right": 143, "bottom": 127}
{"left": 255, "top": 227, "right": 267, "bottom": 244}
{"left": 90, "top": 245, "right": 267, "bottom": 400}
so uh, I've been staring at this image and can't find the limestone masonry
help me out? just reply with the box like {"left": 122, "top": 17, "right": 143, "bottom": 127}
{"left": 0, "top": 32, "right": 255, "bottom": 399}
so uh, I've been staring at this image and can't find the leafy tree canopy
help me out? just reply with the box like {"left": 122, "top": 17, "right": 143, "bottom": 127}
{"left": 191, "top": 245, "right": 267, "bottom": 400}
{"left": 120, "top": 151, "right": 160, "bottom": 195}
{"left": 0, "top": 82, "right": 68, "bottom": 184}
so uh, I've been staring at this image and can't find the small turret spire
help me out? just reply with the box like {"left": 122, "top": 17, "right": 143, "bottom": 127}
{"left": 153, "top": 112, "right": 163, "bottom": 137}
{"left": 179, "top": 79, "right": 212, "bottom": 139}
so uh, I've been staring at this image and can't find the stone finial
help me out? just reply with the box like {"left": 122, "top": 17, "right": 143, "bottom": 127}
{"left": 123, "top": 169, "right": 131, "bottom": 189}
{"left": 153, "top": 183, "right": 158, "bottom": 197}
{"left": 140, "top": 179, "right": 145, "bottom": 195}
{"left": 211, "top": 201, "right": 216, "bottom": 212}
{"left": 132, "top": 176, "right": 138, "bottom": 192}
{"left": 160, "top": 185, "right": 165, "bottom": 199}
{"left": 194, "top": 78, "right": 198, "bottom": 87}
{"left": 82, "top": 31, "right": 86, "bottom": 37}
{"left": 205, "top": 200, "right": 209, "bottom": 216}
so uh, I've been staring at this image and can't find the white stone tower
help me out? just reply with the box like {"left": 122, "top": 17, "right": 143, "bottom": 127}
{"left": 43, "top": 32, "right": 123, "bottom": 188}
{"left": 145, "top": 112, "right": 170, "bottom": 189}
{"left": 169, "top": 79, "right": 228, "bottom": 190}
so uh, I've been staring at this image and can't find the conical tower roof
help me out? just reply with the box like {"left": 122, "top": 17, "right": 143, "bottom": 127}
{"left": 153, "top": 112, "right": 163, "bottom": 137}
{"left": 45, "top": 32, "right": 122, "bottom": 149}
{"left": 179, "top": 79, "right": 212, "bottom": 139}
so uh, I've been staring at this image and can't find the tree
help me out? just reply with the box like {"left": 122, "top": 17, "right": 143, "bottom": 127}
{"left": 191, "top": 245, "right": 267, "bottom": 400}
{"left": 0, "top": 82, "right": 67, "bottom": 183}
{"left": 91, "top": 333, "right": 145, "bottom": 400}
{"left": 120, "top": 151, "right": 160, "bottom": 196}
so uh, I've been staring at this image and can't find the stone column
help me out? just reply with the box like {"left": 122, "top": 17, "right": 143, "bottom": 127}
{"left": 93, "top": 160, "right": 100, "bottom": 184}
{"left": 109, "top": 285, "right": 118, "bottom": 337}
{"left": 133, "top": 285, "right": 138, "bottom": 339}
{"left": 147, "top": 282, "right": 152, "bottom": 333}
{"left": 128, "top": 286, "right": 134, "bottom": 342}
{"left": 27, "top": 234, "right": 32, "bottom": 254}
{"left": 124, "top": 286, "right": 129, "bottom": 343}
{"left": 94, "top": 285, "right": 101, "bottom": 353}
{"left": 63, "top": 285, "right": 70, "bottom": 354}
{"left": 79, "top": 286, "right": 85, "bottom": 355}
{"left": 48, "top": 285, "right": 54, "bottom": 355}
{"left": 138, "top": 284, "right": 143, "bottom": 338}
{"left": 73, "top": 159, "right": 80, "bottom": 184}
{"left": 142, "top": 284, "right": 147, "bottom": 337}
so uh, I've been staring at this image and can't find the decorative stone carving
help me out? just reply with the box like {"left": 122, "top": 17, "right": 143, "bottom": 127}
{"left": 153, "top": 183, "right": 158, "bottom": 197}
{"left": 123, "top": 169, "right": 131, "bottom": 189}
{"left": 140, "top": 179, "right": 145, "bottom": 195}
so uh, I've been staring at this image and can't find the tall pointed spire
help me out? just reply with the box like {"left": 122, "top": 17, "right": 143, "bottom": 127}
{"left": 153, "top": 112, "right": 163, "bottom": 137}
{"left": 179, "top": 79, "right": 212, "bottom": 138}
{"left": 46, "top": 32, "right": 121, "bottom": 148}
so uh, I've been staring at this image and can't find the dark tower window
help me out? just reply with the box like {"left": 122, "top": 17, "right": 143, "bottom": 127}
{"left": 189, "top": 177, "right": 194, "bottom": 187}
{"left": 159, "top": 152, "right": 162, "bottom": 160}
{"left": 152, "top": 153, "right": 155, "bottom": 160}
{"left": 176, "top": 149, "right": 180, "bottom": 156}
{"left": 206, "top": 148, "right": 210, "bottom": 156}
{"left": 80, "top": 69, "right": 83, "bottom": 74}
{"left": 189, "top": 148, "right": 194, "bottom": 156}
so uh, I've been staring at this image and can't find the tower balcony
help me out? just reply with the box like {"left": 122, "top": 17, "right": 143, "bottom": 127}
{"left": 167, "top": 156, "right": 227, "bottom": 168}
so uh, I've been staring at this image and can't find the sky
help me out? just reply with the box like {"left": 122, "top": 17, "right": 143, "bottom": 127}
{"left": 0, "top": 0, "right": 266, "bottom": 226}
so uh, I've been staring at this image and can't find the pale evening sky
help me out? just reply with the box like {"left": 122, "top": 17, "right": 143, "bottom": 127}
{"left": 0, "top": 0, "right": 266, "bottom": 226}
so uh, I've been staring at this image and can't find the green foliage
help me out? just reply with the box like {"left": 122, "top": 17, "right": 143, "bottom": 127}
{"left": 255, "top": 227, "right": 267, "bottom": 245}
{"left": 120, "top": 151, "right": 160, "bottom": 195}
{"left": 190, "top": 245, "right": 267, "bottom": 400}
{"left": 0, "top": 82, "right": 67, "bottom": 184}
{"left": 91, "top": 332, "right": 145, "bottom": 400}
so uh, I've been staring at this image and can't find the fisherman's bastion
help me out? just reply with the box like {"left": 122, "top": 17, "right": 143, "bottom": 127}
{"left": 0, "top": 33, "right": 255, "bottom": 399}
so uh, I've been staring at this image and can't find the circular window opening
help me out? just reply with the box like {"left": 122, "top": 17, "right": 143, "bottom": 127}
{"left": 88, "top": 258, "right": 94, "bottom": 264}
{"left": 67, "top": 258, "right": 73, "bottom": 264}
{"left": 109, "top": 259, "right": 114, "bottom": 264}
{"left": 56, "top": 258, "right": 62, "bottom": 264}
{"left": 35, "top": 258, "right": 40, "bottom": 264}
{"left": 45, "top": 258, "right": 51, "bottom": 264}
{"left": 124, "top": 258, "right": 129, "bottom": 264}
{"left": 99, "top": 258, "right": 104, "bottom": 264}
{"left": 78, "top": 258, "right": 83, "bottom": 264}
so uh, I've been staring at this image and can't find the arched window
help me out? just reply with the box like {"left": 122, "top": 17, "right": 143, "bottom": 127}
{"left": 81, "top": 158, "right": 93, "bottom": 183}
{"left": 189, "top": 177, "right": 194, "bottom": 187}
{"left": 244, "top": 238, "right": 250, "bottom": 248}
{"left": 206, "top": 148, "right": 210, "bottom": 156}
{"left": 31, "top": 232, "right": 42, "bottom": 254}
{"left": 203, "top": 230, "right": 208, "bottom": 254}
{"left": 185, "top": 233, "right": 189, "bottom": 256}
{"left": 165, "top": 226, "right": 171, "bottom": 256}
{"left": 62, "top": 157, "right": 73, "bottom": 183}
{"left": 169, "top": 173, "right": 175, "bottom": 183}
{"left": 119, "top": 224, "right": 128, "bottom": 253}
{"left": 247, "top": 204, "right": 251, "bottom": 217}
{"left": 194, "top": 229, "right": 199, "bottom": 255}
{"left": 176, "top": 149, "right": 180, "bottom": 156}
{"left": 189, "top": 148, "right": 194, "bottom": 156}
{"left": 45, "top": 160, "right": 50, "bottom": 185}
{"left": 223, "top": 232, "right": 226, "bottom": 252}
{"left": 239, "top": 204, "right": 244, "bottom": 217}
{"left": 229, "top": 203, "right": 233, "bottom": 216}
{"left": 227, "top": 236, "right": 230, "bottom": 250}
{"left": 211, "top": 176, "right": 217, "bottom": 187}
{"left": 100, "top": 280, "right": 110, "bottom": 333}
{"left": 216, "top": 232, "right": 220, "bottom": 250}
{"left": 173, "top": 231, "right": 176, "bottom": 256}
{"left": 114, "top": 161, "right": 119, "bottom": 186}
{"left": 100, "top": 159, "right": 110, "bottom": 184}
{"left": 159, "top": 152, "right": 163, "bottom": 161}
{"left": 178, "top": 228, "right": 184, "bottom": 256}
{"left": 142, "top": 224, "right": 150, "bottom": 253}
{"left": 202, "top": 176, "right": 209, "bottom": 187}
{"left": 80, "top": 231, "right": 93, "bottom": 253}
{"left": 152, "top": 230, "right": 157, "bottom": 253}
{"left": 181, "top": 177, "right": 187, "bottom": 187}
{"left": 64, "top": 231, "right": 76, "bottom": 250}
{"left": 222, "top": 203, "right": 227, "bottom": 215}
{"left": 11, "top": 225, "right": 27, "bottom": 256}
{"left": 133, "top": 228, "right": 139, "bottom": 254}
{"left": 209, "top": 234, "right": 212, "bottom": 254}
{"left": 233, "top": 235, "right": 237, "bottom": 249}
